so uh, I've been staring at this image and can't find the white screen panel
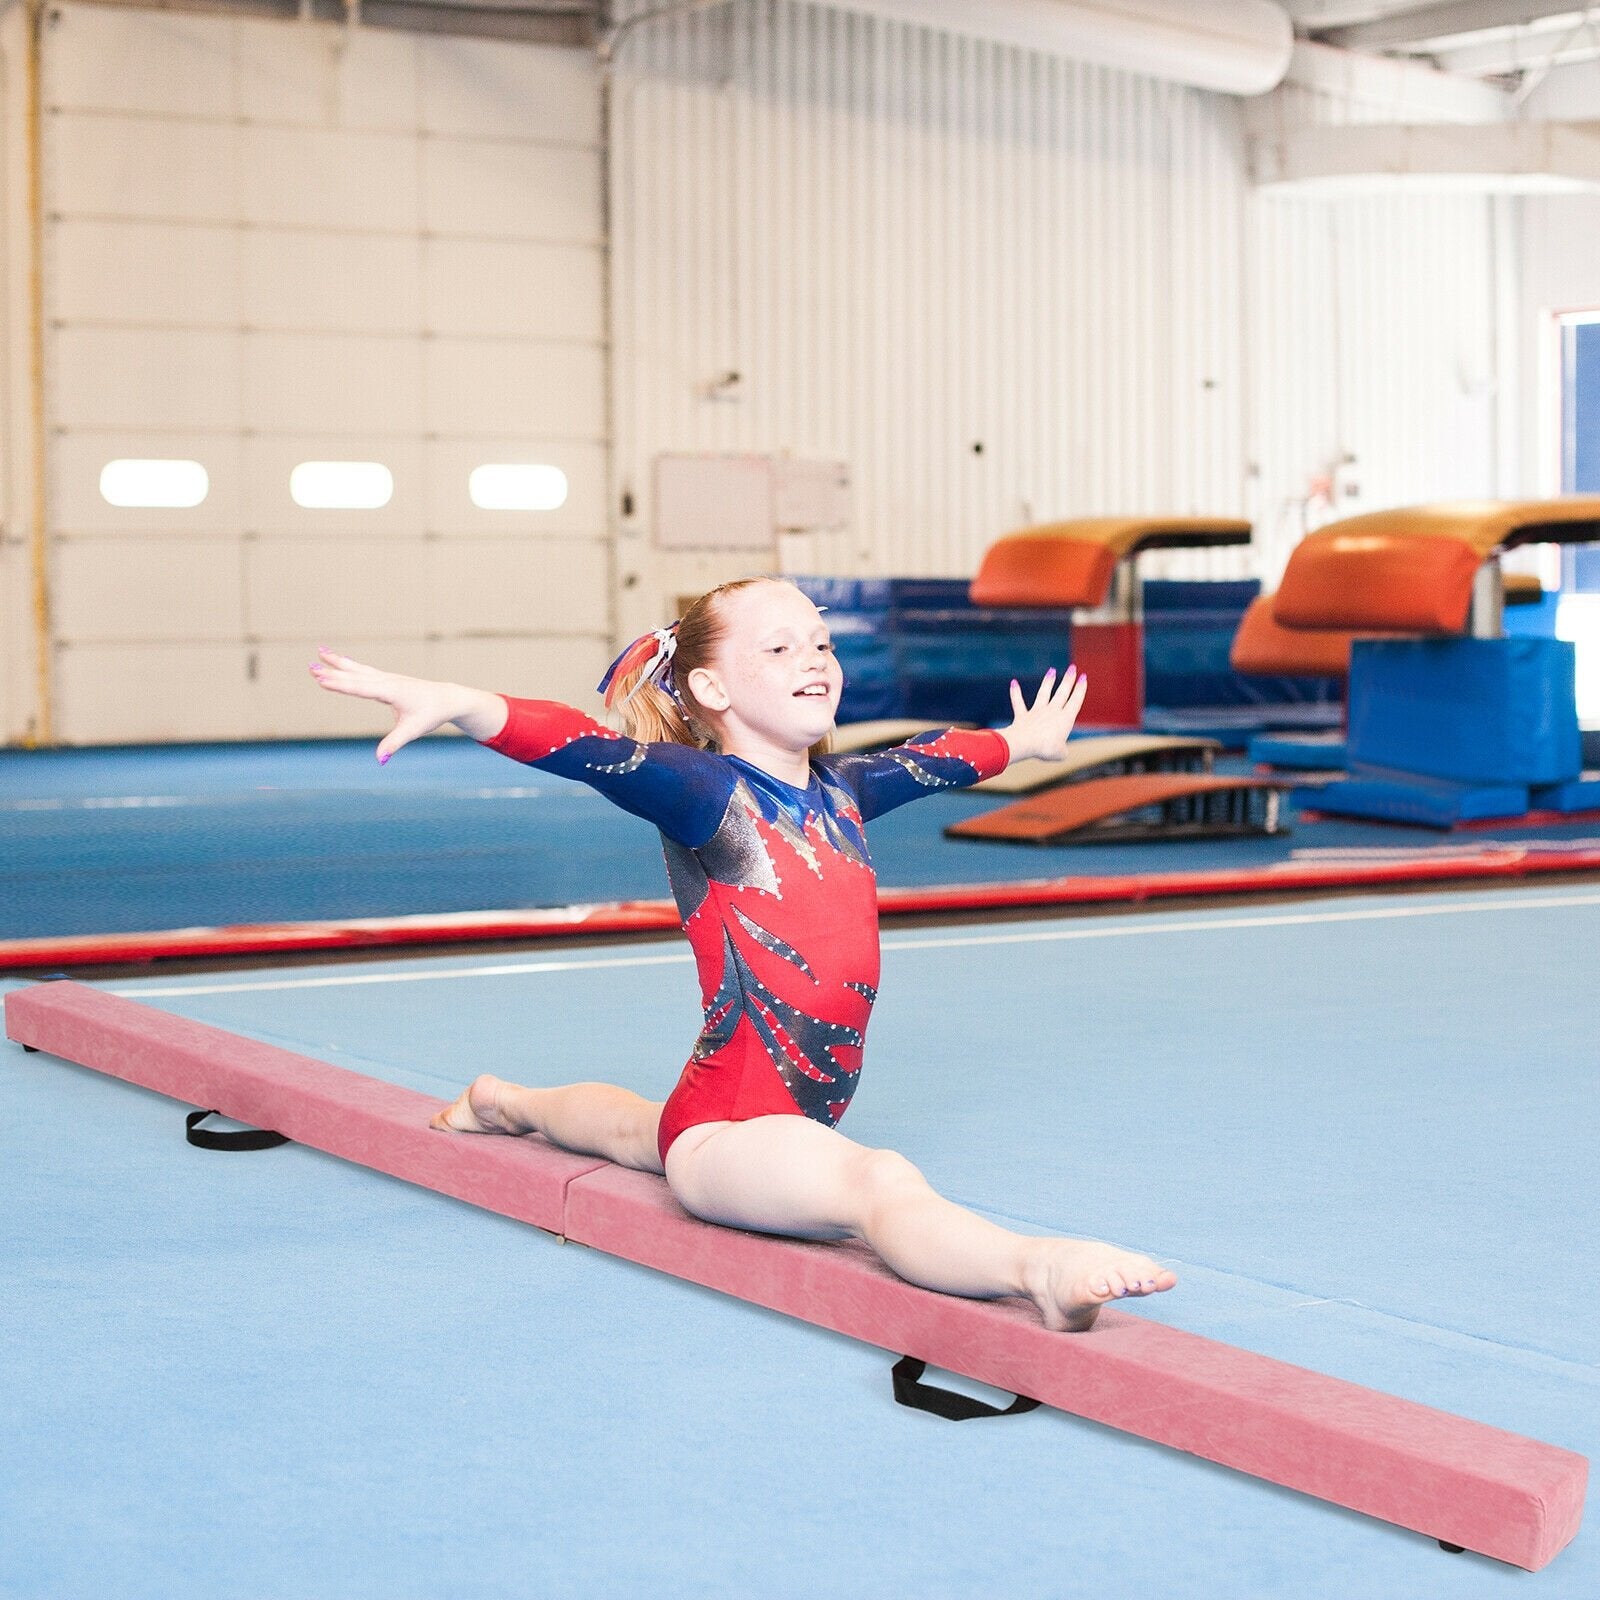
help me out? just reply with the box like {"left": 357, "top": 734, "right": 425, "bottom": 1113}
{"left": 424, "top": 340, "right": 605, "bottom": 439}
{"left": 53, "top": 537, "right": 245, "bottom": 642}
{"left": 424, "top": 239, "right": 603, "bottom": 340}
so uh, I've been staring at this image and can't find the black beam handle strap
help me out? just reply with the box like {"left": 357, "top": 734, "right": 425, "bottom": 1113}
{"left": 891, "top": 1356, "right": 1042, "bottom": 1421}
{"left": 185, "top": 1110, "right": 290, "bottom": 1152}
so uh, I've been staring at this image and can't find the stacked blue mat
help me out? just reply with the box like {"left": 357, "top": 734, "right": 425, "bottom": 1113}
{"left": 1296, "top": 636, "right": 1600, "bottom": 827}
{"left": 790, "top": 577, "right": 1070, "bottom": 724}
{"left": 793, "top": 576, "right": 1345, "bottom": 732}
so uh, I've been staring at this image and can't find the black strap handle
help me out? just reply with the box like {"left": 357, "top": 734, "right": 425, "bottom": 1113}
{"left": 185, "top": 1109, "right": 290, "bottom": 1152}
{"left": 891, "top": 1356, "right": 1041, "bottom": 1421}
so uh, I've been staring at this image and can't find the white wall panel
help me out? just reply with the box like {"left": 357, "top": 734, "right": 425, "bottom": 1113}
{"left": 54, "top": 327, "right": 244, "bottom": 431}
{"left": 421, "top": 141, "right": 602, "bottom": 242}
{"left": 243, "top": 230, "right": 422, "bottom": 333}
{"left": 238, "top": 125, "right": 421, "bottom": 231}
{"left": 243, "top": 331, "right": 425, "bottom": 434}
{"left": 45, "top": 7, "right": 235, "bottom": 116}
{"left": 50, "top": 114, "right": 239, "bottom": 220}
{"left": 55, "top": 644, "right": 256, "bottom": 743}
{"left": 424, "top": 438, "right": 607, "bottom": 536}
{"left": 1517, "top": 194, "right": 1600, "bottom": 494}
{"left": 52, "top": 537, "right": 244, "bottom": 641}
{"left": 424, "top": 239, "right": 603, "bottom": 340}
{"left": 53, "top": 432, "right": 245, "bottom": 535}
{"left": 426, "top": 537, "right": 610, "bottom": 635}
{"left": 232, "top": 21, "right": 418, "bottom": 129}
{"left": 53, "top": 220, "right": 240, "bottom": 326}
{"left": 240, "top": 434, "right": 419, "bottom": 534}
{"left": 245, "top": 536, "right": 435, "bottom": 637}
{"left": 419, "top": 38, "right": 600, "bottom": 143}
{"left": 33, "top": 5, "right": 608, "bottom": 744}
{"left": 423, "top": 341, "right": 605, "bottom": 439}
{"left": 435, "top": 635, "right": 610, "bottom": 710}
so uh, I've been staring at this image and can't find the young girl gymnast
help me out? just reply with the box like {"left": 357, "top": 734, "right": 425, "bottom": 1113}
{"left": 311, "top": 576, "right": 1175, "bottom": 1332}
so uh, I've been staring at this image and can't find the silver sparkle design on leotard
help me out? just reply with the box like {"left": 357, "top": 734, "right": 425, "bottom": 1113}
{"left": 733, "top": 905, "right": 816, "bottom": 980}
{"left": 587, "top": 743, "right": 647, "bottom": 776}
{"left": 814, "top": 771, "right": 872, "bottom": 869}
{"left": 662, "top": 781, "right": 781, "bottom": 924}
{"left": 764, "top": 798, "right": 822, "bottom": 878}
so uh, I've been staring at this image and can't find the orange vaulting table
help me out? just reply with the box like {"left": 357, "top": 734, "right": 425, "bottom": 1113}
{"left": 1273, "top": 499, "right": 1600, "bottom": 635}
{"left": 5, "top": 980, "right": 1586, "bottom": 1572}
{"left": 969, "top": 517, "right": 1253, "bottom": 727}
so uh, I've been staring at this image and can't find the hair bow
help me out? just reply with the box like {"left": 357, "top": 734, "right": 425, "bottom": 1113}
{"left": 597, "top": 622, "right": 681, "bottom": 709}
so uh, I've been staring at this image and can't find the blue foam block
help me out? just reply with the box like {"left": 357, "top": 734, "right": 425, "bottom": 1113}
{"left": 1347, "top": 637, "right": 1580, "bottom": 787}
{"left": 1297, "top": 766, "right": 1530, "bottom": 828}
{"left": 1249, "top": 733, "right": 1347, "bottom": 771}
{"left": 1530, "top": 772, "right": 1600, "bottom": 814}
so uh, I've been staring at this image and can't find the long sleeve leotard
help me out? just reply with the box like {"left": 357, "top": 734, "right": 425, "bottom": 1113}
{"left": 484, "top": 698, "right": 1009, "bottom": 1163}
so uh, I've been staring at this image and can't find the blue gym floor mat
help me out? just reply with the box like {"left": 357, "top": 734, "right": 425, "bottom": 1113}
{"left": 5, "top": 888, "right": 1595, "bottom": 1597}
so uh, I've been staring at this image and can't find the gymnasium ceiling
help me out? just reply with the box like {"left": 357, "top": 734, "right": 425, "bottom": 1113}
{"left": 73, "top": 0, "right": 1600, "bottom": 83}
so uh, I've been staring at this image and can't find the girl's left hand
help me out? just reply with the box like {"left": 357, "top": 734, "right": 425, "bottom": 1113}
{"left": 1000, "top": 667, "right": 1089, "bottom": 763}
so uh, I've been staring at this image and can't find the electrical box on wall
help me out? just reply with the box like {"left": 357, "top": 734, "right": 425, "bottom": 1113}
{"left": 653, "top": 454, "right": 851, "bottom": 555}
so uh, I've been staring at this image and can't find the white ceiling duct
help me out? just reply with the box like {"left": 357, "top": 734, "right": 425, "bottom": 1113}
{"left": 1252, "top": 119, "right": 1600, "bottom": 194}
{"left": 817, "top": 0, "right": 1295, "bottom": 96}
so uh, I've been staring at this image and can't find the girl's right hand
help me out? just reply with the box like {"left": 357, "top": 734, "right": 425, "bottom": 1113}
{"left": 309, "top": 648, "right": 484, "bottom": 762}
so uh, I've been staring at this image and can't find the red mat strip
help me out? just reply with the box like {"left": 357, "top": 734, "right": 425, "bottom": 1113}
{"left": 5, "top": 847, "right": 1600, "bottom": 969}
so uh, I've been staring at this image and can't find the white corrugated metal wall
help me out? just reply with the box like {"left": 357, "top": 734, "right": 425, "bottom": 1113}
{"left": 610, "top": 3, "right": 1510, "bottom": 630}
{"left": 5, "top": 4, "right": 610, "bottom": 744}
{"left": 609, "top": 0, "right": 1252, "bottom": 637}
{"left": 1242, "top": 64, "right": 1503, "bottom": 582}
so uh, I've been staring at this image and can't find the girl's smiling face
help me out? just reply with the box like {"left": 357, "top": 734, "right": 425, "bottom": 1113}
{"left": 685, "top": 580, "right": 843, "bottom": 755}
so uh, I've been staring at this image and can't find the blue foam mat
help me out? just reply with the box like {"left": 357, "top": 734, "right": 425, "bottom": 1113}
{"left": 5, "top": 886, "right": 1598, "bottom": 1595}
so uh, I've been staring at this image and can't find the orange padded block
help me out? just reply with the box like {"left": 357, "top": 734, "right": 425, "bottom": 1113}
{"left": 971, "top": 518, "right": 1252, "bottom": 609}
{"left": 1274, "top": 532, "right": 1482, "bottom": 634}
{"left": 1230, "top": 595, "right": 1355, "bottom": 679}
{"left": 971, "top": 531, "right": 1119, "bottom": 609}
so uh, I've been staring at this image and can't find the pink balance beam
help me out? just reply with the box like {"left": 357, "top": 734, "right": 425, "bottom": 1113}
{"left": 6, "top": 982, "right": 1587, "bottom": 1571}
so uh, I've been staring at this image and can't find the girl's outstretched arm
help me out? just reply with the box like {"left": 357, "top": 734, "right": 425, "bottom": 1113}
{"left": 309, "top": 648, "right": 507, "bottom": 760}
{"left": 998, "top": 665, "right": 1089, "bottom": 763}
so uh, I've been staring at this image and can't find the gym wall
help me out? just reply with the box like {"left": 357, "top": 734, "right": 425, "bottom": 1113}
{"left": 0, "top": 3, "right": 611, "bottom": 745}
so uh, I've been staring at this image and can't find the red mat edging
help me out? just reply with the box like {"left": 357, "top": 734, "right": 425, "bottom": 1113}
{"left": 6, "top": 981, "right": 1587, "bottom": 1570}
{"left": 5, "top": 847, "right": 1600, "bottom": 969}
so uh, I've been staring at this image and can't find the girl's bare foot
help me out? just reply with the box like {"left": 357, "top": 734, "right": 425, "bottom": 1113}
{"left": 429, "top": 1074, "right": 525, "bottom": 1134}
{"left": 1022, "top": 1239, "right": 1178, "bottom": 1332}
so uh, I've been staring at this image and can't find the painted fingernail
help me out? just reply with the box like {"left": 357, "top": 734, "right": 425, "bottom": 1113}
{"left": 378, "top": 753, "right": 390, "bottom": 765}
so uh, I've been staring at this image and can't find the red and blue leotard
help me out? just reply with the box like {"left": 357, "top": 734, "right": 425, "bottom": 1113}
{"left": 484, "top": 698, "right": 1009, "bottom": 1163}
